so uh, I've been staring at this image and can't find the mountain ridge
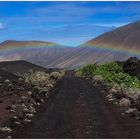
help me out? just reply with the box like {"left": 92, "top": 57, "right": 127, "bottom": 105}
{"left": 0, "top": 21, "right": 140, "bottom": 68}
{"left": 82, "top": 20, "right": 140, "bottom": 50}
{"left": 0, "top": 40, "right": 63, "bottom": 48}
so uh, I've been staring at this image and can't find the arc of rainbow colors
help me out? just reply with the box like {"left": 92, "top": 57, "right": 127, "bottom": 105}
{"left": 85, "top": 43, "right": 140, "bottom": 56}
{"left": 0, "top": 45, "right": 57, "bottom": 55}
{"left": 0, "top": 43, "right": 140, "bottom": 57}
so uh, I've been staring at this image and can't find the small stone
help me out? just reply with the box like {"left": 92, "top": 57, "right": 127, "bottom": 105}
{"left": 18, "top": 77, "right": 24, "bottom": 82}
{"left": 119, "top": 98, "right": 131, "bottom": 107}
{"left": 85, "top": 131, "right": 89, "bottom": 134}
{"left": 21, "top": 103, "right": 29, "bottom": 112}
{"left": 0, "top": 127, "right": 12, "bottom": 133}
{"left": 14, "top": 121, "right": 21, "bottom": 125}
{"left": 109, "top": 88, "right": 118, "bottom": 94}
{"left": 10, "top": 109, "right": 16, "bottom": 113}
{"left": 21, "top": 96, "right": 27, "bottom": 100}
{"left": 136, "top": 117, "right": 140, "bottom": 120}
{"left": 24, "top": 119, "right": 31, "bottom": 123}
{"left": 41, "top": 99, "right": 44, "bottom": 102}
{"left": 7, "top": 136, "right": 12, "bottom": 139}
{"left": 92, "top": 75, "right": 103, "bottom": 82}
{"left": 123, "top": 88, "right": 140, "bottom": 101}
{"left": 27, "top": 91, "right": 32, "bottom": 96}
{"left": 87, "top": 125, "right": 93, "bottom": 128}
{"left": 106, "top": 94, "right": 112, "bottom": 99}
{"left": 36, "top": 103, "right": 40, "bottom": 106}
{"left": 47, "top": 84, "right": 53, "bottom": 88}
{"left": 11, "top": 104, "right": 16, "bottom": 110}
{"left": 108, "top": 98, "right": 115, "bottom": 101}
{"left": 13, "top": 116, "right": 18, "bottom": 119}
{"left": 26, "top": 113, "right": 34, "bottom": 118}
{"left": 29, "top": 106, "right": 36, "bottom": 113}
{"left": 114, "top": 102, "right": 118, "bottom": 105}
{"left": 126, "top": 108, "right": 136, "bottom": 113}
{"left": 5, "top": 79, "right": 10, "bottom": 83}
{"left": 126, "top": 108, "right": 140, "bottom": 118}
{"left": 121, "top": 113, "right": 125, "bottom": 115}
{"left": 17, "top": 99, "right": 23, "bottom": 103}
{"left": 8, "top": 83, "right": 13, "bottom": 88}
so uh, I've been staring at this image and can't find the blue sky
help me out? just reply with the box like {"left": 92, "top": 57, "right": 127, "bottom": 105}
{"left": 0, "top": 2, "right": 140, "bottom": 46}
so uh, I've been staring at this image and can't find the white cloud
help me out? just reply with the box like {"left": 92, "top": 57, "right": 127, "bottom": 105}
{"left": 0, "top": 22, "right": 4, "bottom": 29}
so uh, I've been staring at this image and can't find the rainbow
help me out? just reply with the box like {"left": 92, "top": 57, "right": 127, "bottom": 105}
{"left": 85, "top": 43, "right": 140, "bottom": 56}
{"left": 0, "top": 45, "right": 59, "bottom": 55}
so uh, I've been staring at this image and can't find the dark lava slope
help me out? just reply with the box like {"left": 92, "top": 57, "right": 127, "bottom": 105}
{"left": 0, "top": 60, "right": 47, "bottom": 74}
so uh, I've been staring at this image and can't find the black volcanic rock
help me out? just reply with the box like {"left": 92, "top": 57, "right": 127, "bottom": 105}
{"left": 123, "top": 57, "right": 140, "bottom": 79}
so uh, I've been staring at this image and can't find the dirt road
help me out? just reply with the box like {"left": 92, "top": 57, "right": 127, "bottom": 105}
{"left": 12, "top": 71, "right": 140, "bottom": 138}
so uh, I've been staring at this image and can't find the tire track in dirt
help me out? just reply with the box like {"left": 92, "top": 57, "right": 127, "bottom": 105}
{"left": 12, "top": 71, "right": 140, "bottom": 138}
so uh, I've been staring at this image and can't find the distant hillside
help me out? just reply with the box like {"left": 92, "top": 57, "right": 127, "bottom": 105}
{"left": 0, "top": 40, "right": 59, "bottom": 48}
{"left": 0, "top": 40, "right": 67, "bottom": 64}
{"left": 80, "top": 20, "right": 140, "bottom": 64}
{"left": 58, "top": 21, "right": 140, "bottom": 68}
{"left": 0, "top": 21, "right": 140, "bottom": 69}
{"left": 0, "top": 60, "right": 47, "bottom": 74}
{"left": 82, "top": 21, "right": 140, "bottom": 51}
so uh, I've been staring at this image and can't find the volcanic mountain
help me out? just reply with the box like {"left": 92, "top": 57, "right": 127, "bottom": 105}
{"left": 0, "top": 40, "right": 74, "bottom": 68}
{"left": 80, "top": 20, "right": 140, "bottom": 63}
{"left": 0, "top": 40, "right": 62, "bottom": 61}
{"left": 53, "top": 20, "right": 140, "bottom": 68}
{"left": 0, "top": 21, "right": 140, "bottom": 69}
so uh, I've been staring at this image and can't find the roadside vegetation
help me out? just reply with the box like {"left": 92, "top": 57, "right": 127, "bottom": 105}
{"left": 76, "top": 62, "right": 140, "bottom": 88}
{"left": 0, "top": 69, "right": 65, "bottom": 138}
{"left": 76, "top": 59, "right": 140, "bottom": 121}
{"left": 24, "top": 70, "right": 64, "bottom": 87}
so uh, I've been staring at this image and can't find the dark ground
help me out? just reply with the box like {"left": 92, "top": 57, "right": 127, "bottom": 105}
{"left": 12, "top": 71, "right": 140, "bottom": 138}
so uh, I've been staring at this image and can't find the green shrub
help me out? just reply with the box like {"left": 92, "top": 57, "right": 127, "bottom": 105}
{"left": 76, "top": 62, "right": 140, "bottom": 88}
{"left": 76, "top": 64, "right": 97, "bottom": 77}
